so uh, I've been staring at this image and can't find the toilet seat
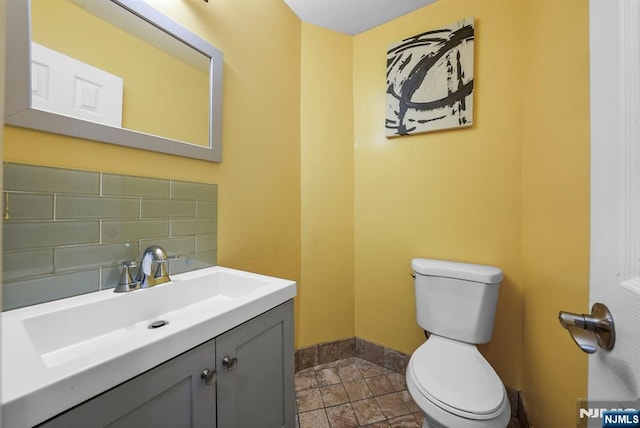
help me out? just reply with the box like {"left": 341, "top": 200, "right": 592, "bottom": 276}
{"left": 408, "top": 335, "right": 506, "bottom": 420}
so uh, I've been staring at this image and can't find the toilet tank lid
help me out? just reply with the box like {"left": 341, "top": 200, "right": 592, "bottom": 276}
{"left": 412, "top": 258, "right": 503, "bottom": 283}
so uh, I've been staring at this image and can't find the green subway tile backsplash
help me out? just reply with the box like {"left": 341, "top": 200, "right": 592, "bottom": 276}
{"left": 197, "top": 201, "right": 217, "bottom": 218}
{"left": 102, "top": 219, "right": 170, "bottom": 242}
{"left": 171, "top": 180, "right": 218, "bottom": 201}
{"left": 102, "top": 174, "right": 170, "bottom": 198}
{"left": 4, "top": 192, "right": 55, "bottom": 220}
{"left": 170, "top": 250, "right": 218, "bottom": 275}
{"left": 3, "top": 270, "right": 101, "bottom": 311}
{"left": 4, "top": 163, "right": 100, "bottom": 194}
{"left": 172, "top": 218, "right": 217, "bottom": 236}
{"left": 2, "top": 163, "right": 218, "bottom": 311}
{"left": 57, "top": 195, "right": 140, "bottom": 219}
{"left": 139, "top": 236, "right": 196, "bottom": 256}
{"left": 4, "top": 221, "right": 100, "bottom": 250}
{"left": 100, "top": 265, "right": 128, "bottom": 290}
{"left": 3, "top": 249, "right": 54, "bottom": 281}
{"left": 196, "top": 234, "right": 218, "bottom": 252}
{"left": 141, "top": 199, "right": 196, "bottom": 218}
{"left": 54, "top": 242, "right": 140, "bottom": 272}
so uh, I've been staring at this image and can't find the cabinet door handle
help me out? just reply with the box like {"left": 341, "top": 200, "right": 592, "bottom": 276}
{"left": 201, "top": 368, "right": 217, "bottom": 385}
{"left": 222, "top": 356, "right": 239, "bottom": 371}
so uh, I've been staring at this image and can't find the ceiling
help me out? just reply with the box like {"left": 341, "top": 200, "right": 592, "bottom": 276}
{"left": 282, "top": 0, "right": 438, "bottom": 35}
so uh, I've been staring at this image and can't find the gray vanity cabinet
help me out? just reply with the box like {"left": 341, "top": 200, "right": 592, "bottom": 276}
{"left": 36, "top": 300, "right": 294, "bottom": 428}
{"left": 216, "top": 299, "right": 295, "bottom": 428}
{"left": 37, "top": 339, "right": 217, "bottom": 428}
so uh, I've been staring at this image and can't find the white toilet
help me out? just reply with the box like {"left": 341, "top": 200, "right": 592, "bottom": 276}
{"left": 406, "top": 258, "right": 511, "bottom": 428}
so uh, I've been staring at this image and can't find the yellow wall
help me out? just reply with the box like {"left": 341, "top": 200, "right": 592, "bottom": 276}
{"left": 349, "top": 0, "right": 590, "bottom": 424}
{"left": 353, "top": 0, "right": 524, "bottom": 389}
{"left": 521, "top": 0, "right": 590, "bottom": 426}
{"left": 299, "top": 23, "right": 355, "bottom": 347}
{"left": 3, "top": 0, "right": 303, "bottom": 340}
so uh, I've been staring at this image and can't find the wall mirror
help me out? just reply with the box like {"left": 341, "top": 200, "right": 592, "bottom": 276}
{"left": 5, "top": 0, "right": 223, "bottom": 162}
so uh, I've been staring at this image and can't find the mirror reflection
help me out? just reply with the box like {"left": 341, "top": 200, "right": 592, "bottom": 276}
{"left": 30, "top": 0, "right": 211, "bottom": 148}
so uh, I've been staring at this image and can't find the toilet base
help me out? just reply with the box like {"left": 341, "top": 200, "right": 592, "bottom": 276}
{"left": 421, "top": 415, "right": 446, "bottom": 428}
{"left": 419, "top": 412, "right": 509, "bottom": 428}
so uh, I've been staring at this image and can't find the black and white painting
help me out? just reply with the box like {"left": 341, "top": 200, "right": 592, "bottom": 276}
{"left": 386, "top": 17, "right": 475, "bottom": 137}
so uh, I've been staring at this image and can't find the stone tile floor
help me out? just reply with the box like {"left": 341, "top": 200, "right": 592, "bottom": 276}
{"left": 295, "top": 357, "right": 521, "bottom": 428}
{"left": 295, "top": 357, "right": 423, "bottom": 428}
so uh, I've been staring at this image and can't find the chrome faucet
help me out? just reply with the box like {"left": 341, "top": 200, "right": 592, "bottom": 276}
{"left": 136, "top": 245, "right": 171, "bottom": 288}
{"left": 114, "top": 245, "right": 174, "bottom": 293}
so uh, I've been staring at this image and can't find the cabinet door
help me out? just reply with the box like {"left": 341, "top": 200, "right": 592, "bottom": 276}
{"left": 38, "top": 339, "right": 217, "bottom": 428}
{"left": 216, "top": 300, "right": 295, "bottom": 428}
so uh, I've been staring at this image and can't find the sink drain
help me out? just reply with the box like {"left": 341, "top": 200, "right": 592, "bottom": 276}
{"left": 148, "top": 320, "right": 169, "bottom": 329}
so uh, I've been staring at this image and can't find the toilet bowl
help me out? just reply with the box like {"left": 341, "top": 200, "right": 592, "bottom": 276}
{"left": 406, "top": 336, "right": 511, "bottom": 427}
{"left": 408, "top": 258, "right": 511, "bottom": 428}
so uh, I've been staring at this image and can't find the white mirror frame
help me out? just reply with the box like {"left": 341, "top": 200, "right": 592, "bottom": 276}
{"left": 5, "top": 0, "right": 223, "bottom": 162}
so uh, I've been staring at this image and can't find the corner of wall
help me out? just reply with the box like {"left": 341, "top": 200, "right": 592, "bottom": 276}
{"left": 299, "top": 23, "right": 355, "bottom": 347}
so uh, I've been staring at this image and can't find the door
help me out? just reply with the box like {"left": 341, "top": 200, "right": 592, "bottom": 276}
{"left": 589, "top": 0, "right": 640, "bottom": 424}
{"left": 216, "top": 300, "right": 295, "bottom": 428}
{"left": 38, "top": 339, "right": 217, "bottom": 428}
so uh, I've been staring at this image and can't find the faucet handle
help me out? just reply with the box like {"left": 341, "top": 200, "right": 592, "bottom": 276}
{"left": 151, "top": 253, "right": 178, "bottom": 284}
{"left": 114, "top": 261, "right": 141, "bottom": 293}
{"left": 153, "top": 259, "right": 171, "bottom": 285}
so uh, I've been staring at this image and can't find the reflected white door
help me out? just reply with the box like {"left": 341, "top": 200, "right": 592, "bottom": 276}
{"left": 589, "top": 0, "right": 640, "bottom": 425}
{"left": 30, "top": 43, "right": 123, "bottom": 127}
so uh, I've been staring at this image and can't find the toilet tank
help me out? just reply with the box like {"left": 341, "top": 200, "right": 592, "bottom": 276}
{"left": 411, "top": 258, "right": 503, "bottom": 344}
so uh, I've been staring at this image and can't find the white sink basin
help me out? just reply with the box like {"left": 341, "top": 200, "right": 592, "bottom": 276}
{"left": 1, "top": 266, "right": 296, "bottom": 427}
{"left": 23, "top": 269, "right": 273, "bottom": 368}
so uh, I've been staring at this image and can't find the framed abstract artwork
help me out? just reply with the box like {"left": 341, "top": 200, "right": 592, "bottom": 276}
{"left": 386, "top": 17, "right": 475, "bottom": 137}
